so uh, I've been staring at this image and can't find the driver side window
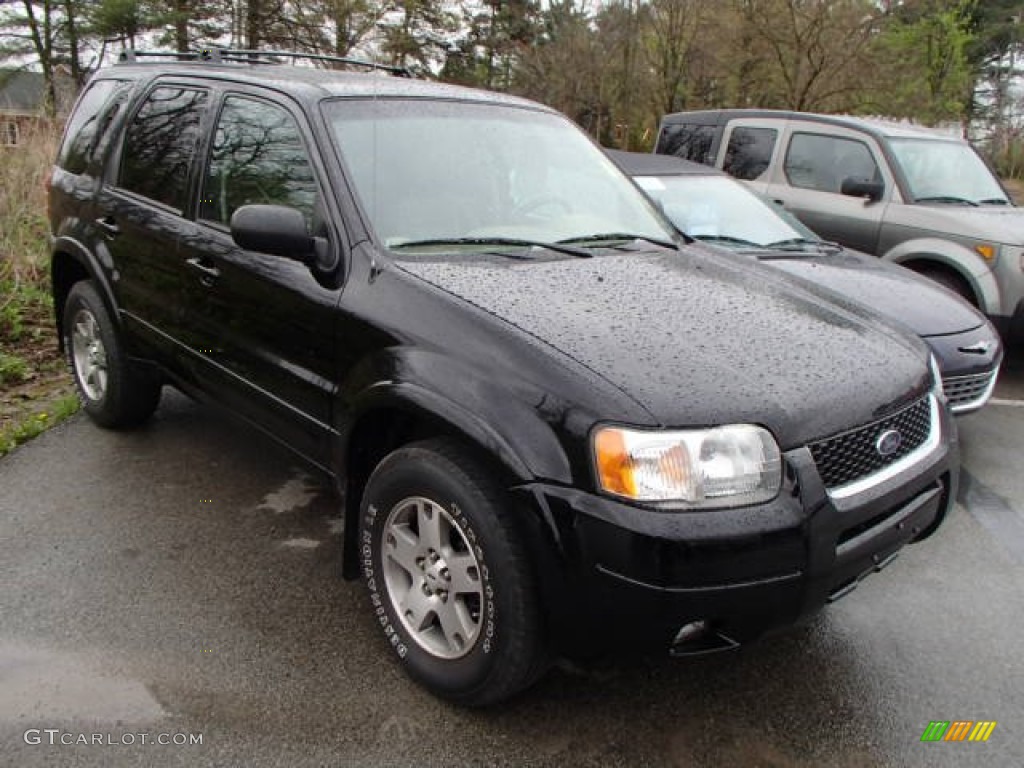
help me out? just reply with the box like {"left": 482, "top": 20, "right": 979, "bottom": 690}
{"left": 784, "top": 133, "right": 880, "bottom": 194}
{"left": 199, "top": 96, "right": 318, "bottom": 227}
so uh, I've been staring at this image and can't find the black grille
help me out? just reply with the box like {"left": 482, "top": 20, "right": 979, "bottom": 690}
{"left": 943, "top": 370, "right": 996, "bottom": 409}
{"left": 808, "top": 397, "right": 932, "bottom": 489}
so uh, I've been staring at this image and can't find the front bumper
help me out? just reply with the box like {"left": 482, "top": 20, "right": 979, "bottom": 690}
{"left": 518, "top": 401, "right": 959, "bottom": 657}
{"left": 924, "top": 325, "right": 1003, "bottom": 413}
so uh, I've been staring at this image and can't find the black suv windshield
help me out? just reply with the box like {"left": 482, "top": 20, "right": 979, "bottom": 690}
{"left": 889, "top": 138, "right": 1010, "bottom": 205}
{"left": 323, "top": 99, "right": 673, "bottom": 253}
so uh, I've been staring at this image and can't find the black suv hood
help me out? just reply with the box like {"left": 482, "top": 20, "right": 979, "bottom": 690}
{"left": 398, "top": 248, "right": 929, "bottom": 449}
{"left": 764, "top": 247, "right": 984, "bottom": 338}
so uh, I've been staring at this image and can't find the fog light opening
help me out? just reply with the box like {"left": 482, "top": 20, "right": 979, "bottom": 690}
{"left": 669, "top": 620, "right": 740, "bottom": 657}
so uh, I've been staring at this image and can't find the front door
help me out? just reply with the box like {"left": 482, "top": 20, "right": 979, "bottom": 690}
{"left": 177, "top": 93, "right": 343, "bottom": 467}
{"left": 765, "top": 127, "right": 889, "bottom": 255}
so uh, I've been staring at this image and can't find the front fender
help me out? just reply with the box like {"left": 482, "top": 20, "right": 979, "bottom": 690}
{"left": 336, "top": 364, "right": 577, "bottom": 581}
{"left": 882, "top": 237, "right": 1002, "bottom": 315}
{"left": 342, "top": 379, "right": 573, "bottom": 486}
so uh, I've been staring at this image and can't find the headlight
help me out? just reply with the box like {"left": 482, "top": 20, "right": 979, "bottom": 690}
{"left": 929, "top": 354, "right": 944, "bottom": 398}
{"left": 593, "top": 424, "right": 782, "bottom": 507}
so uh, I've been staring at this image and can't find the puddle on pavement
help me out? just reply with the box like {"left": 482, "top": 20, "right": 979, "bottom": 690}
{"left": 256, "top": 472, "right": 319, "bottom": 514}
{"left": 280, "top": 537, "right": 320, "bottom": 549}
{"left": 0, "top": 642, "right": 165, "bottom": 723}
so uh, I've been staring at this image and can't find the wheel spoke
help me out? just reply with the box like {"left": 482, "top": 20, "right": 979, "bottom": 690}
{"left": 446, "top": 552, "right": 481, "bottom": 596}
{"left": 384, "top": 525, "right": 422, "bottom": 576}
{"left": 95, "top": 368, "right": 108, "bottom": 395}
{"left": 74, "top": 320, "right": 91, "bottom": 343}
{"left": 436, "top": 598, "right": 477, "bottom": 652}
{"left": 417, "top": 500, "right": 445, "bottom": 552}
{"left": 398, "top": 582, "right": 435, "bottom": 633}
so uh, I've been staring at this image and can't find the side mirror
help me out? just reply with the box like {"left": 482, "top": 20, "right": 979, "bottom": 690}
{"left": 840, "top": 177, "right": 884, "bottom": 202}
{"left": 230, "top": 204, "right": 314, "bottom": 261}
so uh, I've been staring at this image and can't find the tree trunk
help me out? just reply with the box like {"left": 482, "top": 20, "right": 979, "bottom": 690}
{"left": 175, "top": 0, "right": 190, "bottom": 52}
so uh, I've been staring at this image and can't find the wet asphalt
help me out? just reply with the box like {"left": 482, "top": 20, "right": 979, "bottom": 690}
{"left": 1, "top": 352, "right": 1022, "bottom": 767}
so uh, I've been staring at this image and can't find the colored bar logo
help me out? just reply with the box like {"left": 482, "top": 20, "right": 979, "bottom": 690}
{"left": 920, "top": 721, "right": 996, "bottom": 742}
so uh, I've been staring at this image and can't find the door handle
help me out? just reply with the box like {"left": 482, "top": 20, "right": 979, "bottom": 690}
{"left": 186, "top": 256, "right": 221, "bottom": 286}
{"left": 95, "top": 216, "right": 120, "bottom": 238}
{"left": 773, "top": 199, "right": 786, "bottom": 206}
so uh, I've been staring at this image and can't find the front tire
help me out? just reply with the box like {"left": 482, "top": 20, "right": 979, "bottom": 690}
{"left": 62, "top": 281, "right": 161, "bottom": 428}
{"left": 917, "top": 267, "right": 977, "bottom": 307}
{"left": 359, "top": 438, "right": 548, "bottom": 706}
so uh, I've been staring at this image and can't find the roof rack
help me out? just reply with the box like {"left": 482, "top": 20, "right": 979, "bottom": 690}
{"left": 117, "top": 48, "right": 411, "bottom": 77}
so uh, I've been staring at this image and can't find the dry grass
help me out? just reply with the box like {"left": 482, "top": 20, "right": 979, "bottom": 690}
{"left": 0, "top": 121, "right": 57, "bottom": 289}
{"left": 1001, "top": 177, "right": 1024, "bottom": 205}
{"left": 0, "top": 121, "right": 78, "bottom": 457}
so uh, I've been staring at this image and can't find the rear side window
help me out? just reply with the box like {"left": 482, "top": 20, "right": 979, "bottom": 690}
{"left": 656, "top": 122, "right": 716, "bottom": 164}
{"left": 784, "top": 133, "right": 880, "bottom": 193}
{"left": 199, "top": 96, "right": 318, "bottom": 227}
{"left": 57, "top": 79, "right": 125, "bottom": 174}
{"left": 119, "top": 86, "right": 208, "bottom": 211}
{"left": 723, "top": 127, "right": 776, "bottom": 181}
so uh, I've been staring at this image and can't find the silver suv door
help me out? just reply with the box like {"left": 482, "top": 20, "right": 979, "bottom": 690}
{"left": 764, "top": 122, "right": 892, "bottom": 254}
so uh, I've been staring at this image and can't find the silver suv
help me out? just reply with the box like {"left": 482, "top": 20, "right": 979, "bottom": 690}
{"left": 655, "top": 109, "right": 1024, "bottom": 344}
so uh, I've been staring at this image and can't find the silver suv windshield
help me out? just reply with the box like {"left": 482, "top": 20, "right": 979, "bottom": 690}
{"left": 888, "top": 138, "right": 1010, "bottom": 205}
{"left": 323, "top": 99, "right": 674, "bottom": 254}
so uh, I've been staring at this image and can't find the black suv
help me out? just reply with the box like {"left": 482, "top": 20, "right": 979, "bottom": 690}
{"left": 49, "top": 50, "right": 958, "bottom": 706}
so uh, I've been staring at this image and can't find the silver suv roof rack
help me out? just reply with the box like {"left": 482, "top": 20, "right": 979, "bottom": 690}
{"left": 116, "top": 48, "right": 411, "bottom": 77}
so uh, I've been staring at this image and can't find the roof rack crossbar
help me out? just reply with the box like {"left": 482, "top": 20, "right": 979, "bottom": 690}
{"left": 117, "top": 47, "right": 410, "bottom": 77}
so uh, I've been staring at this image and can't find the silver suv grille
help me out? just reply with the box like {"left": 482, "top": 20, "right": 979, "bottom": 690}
{"left": 943, "top": 370, "right": 997, "bottom": 413}
{"left": 808, "top": 397, "right": 932, "bottom": 489}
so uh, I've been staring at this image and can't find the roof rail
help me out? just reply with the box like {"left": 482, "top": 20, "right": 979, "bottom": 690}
{"left": 117, "top": 48, "right": 411, "bottom": 77}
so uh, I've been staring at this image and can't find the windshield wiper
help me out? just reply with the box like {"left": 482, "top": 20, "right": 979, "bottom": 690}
{"left": 978, "top": 197, "right": 1011, "bottom": 206}
{"left": 557, "top": 233, "right": 679, "bottom": 250}
{"left": 915, "top": 195, "right": 979, "bottom": 207}
{"left": 391, "top": 237, "right": 592, "bottom": 258}
{"left": 690, "top": 234, "right": 763, "bottom": 249}
{"left": 764, "top": 237, "right": 842, "bottom": 253}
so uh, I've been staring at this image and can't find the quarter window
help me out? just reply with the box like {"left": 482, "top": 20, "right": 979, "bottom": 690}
{"left": 199, "top": 96, "right": 318, "bottom": 227}
{"left": 57, "top": 79, "right": 126, "bottom": 173}
{"left": 656, "top": 123, "right": 716, "bottom": 165}
{"left": 723, "top": 127, "right": 777, "bottom": 181}
{"left": 784, "top": 133, "right": 880, "bottom": 194}
{"left": 119, "top": 86, "right": 208, "bottom": 210}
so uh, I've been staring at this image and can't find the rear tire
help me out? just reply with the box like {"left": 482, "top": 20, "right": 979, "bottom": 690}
{"left": 359, "top": 438, "right": 548, "bottom": 706}
{"left": 62, "top": 281, "right": 161, "bottom": 428}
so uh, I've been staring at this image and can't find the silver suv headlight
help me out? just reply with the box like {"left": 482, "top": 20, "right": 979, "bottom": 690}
{"left": 593, "top": 424, "right": 782, "bottom": 507}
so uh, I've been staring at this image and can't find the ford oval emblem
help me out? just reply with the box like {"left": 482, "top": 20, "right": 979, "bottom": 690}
{"left": 876, "top": 429, "right": 902, "bottom": 457}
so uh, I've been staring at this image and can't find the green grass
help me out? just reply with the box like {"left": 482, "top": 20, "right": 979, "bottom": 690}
{"left": 0, "top": 353, "right": 30, "bottom": 386}
{"left": 0, "top": 394, "right": 79, "bottom": 457}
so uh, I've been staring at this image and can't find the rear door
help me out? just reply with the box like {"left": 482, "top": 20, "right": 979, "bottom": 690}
{"left": 96, "top": 81, "right": 212, "bottom": 364}
{"left": 764, "top": 122, "right": 892, "bottom": 254}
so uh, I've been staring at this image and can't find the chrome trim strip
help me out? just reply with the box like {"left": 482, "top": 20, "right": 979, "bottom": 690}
{"left": 948, "top": 369, "right": 1000, "bottom": 414}
{"left": 828, "top": 395, "right": 942, "bottom": 500}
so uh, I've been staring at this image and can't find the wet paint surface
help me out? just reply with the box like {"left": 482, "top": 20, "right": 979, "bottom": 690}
{"left": 401, "top": 250, "right": 928, "bottom": 447}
